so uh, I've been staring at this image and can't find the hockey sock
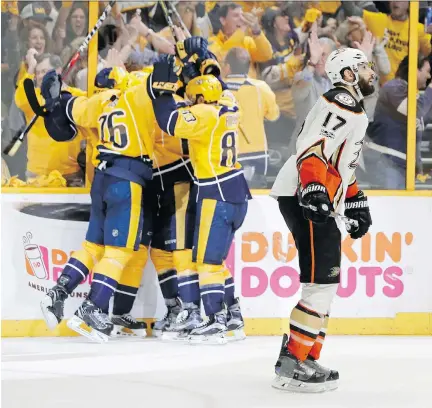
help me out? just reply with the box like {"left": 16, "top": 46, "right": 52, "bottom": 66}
{"left": 113, "top": 245, "right": 148, "bottom": 316}
{"left": 198, "top": 263, "right": 225, "bottom": 316}
{"left": 89, "top": 246, "right": 134, "bottom": 312}
{"left": 151, "top": 248, "right": 178, "bottom": 300}
{"left": 222, "top": 264, "right": 235, "bottom": 307}
{"left": 287, "top": 302, "right": 324, "bottom": 361}
{"left": 173, "top": 249, "right": 200, "bottom": 307}
{"left": 308, "top": 314, "right": 329, "bottom": 360}
{"left": 58, "top": 241, "right": 104, "bottom": 294}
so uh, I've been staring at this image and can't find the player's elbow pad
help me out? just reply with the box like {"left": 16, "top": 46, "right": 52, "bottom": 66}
{"left": 44, "top": 92, "right": 77, "bottom": 142}
{"left": 152, "top": 95, "right": 178, "bottom": 136}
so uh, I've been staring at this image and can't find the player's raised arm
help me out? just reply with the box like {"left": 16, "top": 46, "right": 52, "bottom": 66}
{"left": 40, "top": 70, "right": 118, "bottom": 142}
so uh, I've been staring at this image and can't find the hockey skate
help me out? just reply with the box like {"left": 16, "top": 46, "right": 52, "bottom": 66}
{"left": 188, "top": 310, "right": 228, "bottom": 345}
{"left": 67, "top": 299, "right": 113, "bottom": 343}
{"left": 40, "top": 279, "right": 69, "bottom": 330}
{"left": 111, "top": 314, "right": 147, "bottom": 338}
{"left": 162, "top": 303, "right": 203, "bottom": 341}
{"left": 304, "top": 356, "right": 339, "bottom": 391}
{"left": 272, "top": 334, "right": 326, "bottom": 393}
{"left": 151, "top": 298, "right": 182, "bottom": 338}
{"left": 226, "top": 299, "right": 246, "bottom": 342}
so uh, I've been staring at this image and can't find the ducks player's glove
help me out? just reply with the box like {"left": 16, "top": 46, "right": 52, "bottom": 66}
{"left": 344, "top": 191, "right": 372, "bottom": 239}
{"left": 299, "top": 182, "right": 332, "bottom": 224}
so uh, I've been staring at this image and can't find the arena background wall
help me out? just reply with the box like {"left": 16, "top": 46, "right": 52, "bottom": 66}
{"left": 2, "top": 193, "right": 431, "bottom": 337}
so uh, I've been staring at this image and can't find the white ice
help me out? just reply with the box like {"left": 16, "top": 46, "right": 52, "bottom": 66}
{"left": 2, "top": 336, "right": 432, "bottom": 408}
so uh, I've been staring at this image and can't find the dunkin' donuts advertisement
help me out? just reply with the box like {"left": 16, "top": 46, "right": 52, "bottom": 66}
{"left": 1, "top": 194, "right": 432, "bottom": 322}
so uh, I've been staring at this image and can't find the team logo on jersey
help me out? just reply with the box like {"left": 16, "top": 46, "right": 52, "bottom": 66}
{"left": 335, "top": 93, "right": 355, "bottom": 107}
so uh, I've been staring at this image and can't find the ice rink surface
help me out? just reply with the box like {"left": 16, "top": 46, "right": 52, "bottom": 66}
{"left": 2, "top": 335, "right": 432, "bottom": 408}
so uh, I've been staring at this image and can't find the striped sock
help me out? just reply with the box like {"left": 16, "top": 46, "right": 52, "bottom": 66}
{"left": 89, "top": 273, "right": 118, "bottom": 313}
{"left": 59, "top": 257, "right": 89, "bottom": 293}
{"left": 308, "top": 314, "right": 329, "bottom": 360}
{"left": 112, "top": 284, "right": 139, "bottom": 316}
{"left": 287, "top": 302, "right": 324, "bottom": 361}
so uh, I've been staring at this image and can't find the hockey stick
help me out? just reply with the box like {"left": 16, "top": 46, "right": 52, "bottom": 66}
{"left": 159, "top": 1, "right": 181, "bottom": 41}
{"left": 167, "top": 1, "right": 191, "bottom": 36}
{"left": 3, "top": 0, "right": 117, "bottom": 157}
{"left": 301, "top": 203, "right": 359, "bottom": 230}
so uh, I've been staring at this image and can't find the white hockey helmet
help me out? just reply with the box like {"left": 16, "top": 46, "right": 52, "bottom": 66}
{"left": 325, "top": 48, "right": 369, "bottom": 87}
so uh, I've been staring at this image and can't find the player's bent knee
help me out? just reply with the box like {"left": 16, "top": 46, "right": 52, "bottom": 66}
{"left": 150, "top": 248, "right": 173, "bottom": 275}
{"left": 197, "top": 263, "right": 225, "bottom": 286}
{"left": 173, "top": 249, "right": 193, "bottom": 276}
{"left": 72, "top": 240, "right": 105, "bottom": 268}
{"left": 119, "top": 245, "right": 149, "bottom": 288}
{"left": 300, "top": 283, "right": 338, "bottom": 316}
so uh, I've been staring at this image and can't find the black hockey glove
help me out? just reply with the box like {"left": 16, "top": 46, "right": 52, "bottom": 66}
{"left": 151, "top": 55, "right": 182, "bottom": 98}
{"left": 344, "top": 191, "right": 372, "bottom": 239}
{"left": 299, "top": 182, "right": 332, "bottom": 224}
{"left": 41, "top": 69, "right": 62, "bottom": 112}
{"left": 95, "top": 68, "right": 115, "bottom": 89}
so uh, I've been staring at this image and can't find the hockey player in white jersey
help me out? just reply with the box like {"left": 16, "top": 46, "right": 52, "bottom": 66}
{"left": 270, "top": 48, "right": 375, "bottom": 392}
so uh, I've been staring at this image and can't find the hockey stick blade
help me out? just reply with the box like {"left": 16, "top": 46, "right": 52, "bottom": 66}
{"left": 24, "top": 78, "right": 47, "bottom": 117}
{"left": 3, "top": 114, "right": 37, "bottom": 156}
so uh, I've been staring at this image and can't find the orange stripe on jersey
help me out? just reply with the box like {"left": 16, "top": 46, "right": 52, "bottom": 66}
{"left": 346, "top": 178, "right": 359, "bottom": 199}
{"left": 309, "top": 221, "right": 315, "bottom": 283}
{"left": 297, "top": 139, "right": 328, "bottom": 187}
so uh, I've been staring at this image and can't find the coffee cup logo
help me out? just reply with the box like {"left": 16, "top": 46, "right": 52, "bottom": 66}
{"left": 23, "top": 232, "right": 48, "bottom": 279}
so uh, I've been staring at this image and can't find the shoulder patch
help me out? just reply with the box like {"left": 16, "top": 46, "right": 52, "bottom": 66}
{"left": 323, "top": 87, "right": 363, "bottom": 114}
{"left": 181, "top": 110, "right": 196, "bottom": 123}
{"left": 334, "top": 93, "right": 355, "bottom": 107}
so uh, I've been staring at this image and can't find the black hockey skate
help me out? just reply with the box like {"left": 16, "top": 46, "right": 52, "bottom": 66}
{"left": 226, "top": 298, "right": 246, "bottom": 341}
{"left": 40, "top": 278, "right": 69, "bottom": 330}
{"left": 272, "top": 334, "right": 326, "bottom": 393}
{"left": 304, "top": 356, "right": 339, "bottom": 391}
{"left": 162, "top": 303, "right": 203, "bottom": 341}
{"left": 188, "top": 309, "right": 228, "bottom": 345}
{"left": 111, "top": 314, "right": 147, "bottom": 338}
{"left": 67, "top": 299, "right": 113, "bottom": 343}
{"left": 151, "top": 298, "right": 182, "bottom": 338}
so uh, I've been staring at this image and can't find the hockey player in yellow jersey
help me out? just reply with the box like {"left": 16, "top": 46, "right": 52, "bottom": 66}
{"left": 223, "top": 47, "right": 280, "bottom": 187}
{"left": 150, "top": 56, "right": 251, "bottom": 344}
{"left": 38, "top": 69, "right": 157, "bottom": 342}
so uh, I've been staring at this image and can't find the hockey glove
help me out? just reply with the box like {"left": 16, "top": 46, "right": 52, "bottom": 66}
{"left": 95, "top": 68, "right": 115, "bottom": 89}
{"left": 344, "top": 191, "right": 372, "bottom": 239}
{"left": 41, "top": 70, "right": 62, "bottom": 112}
{"left": 299, "top": 182, "right": 332, "bottom": 224}
{"left": 151, "top": 55, "right": 182, "bottom": 98}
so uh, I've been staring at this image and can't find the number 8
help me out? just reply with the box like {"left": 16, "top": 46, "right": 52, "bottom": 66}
{"left": 220, "top": 131, "right": 237, "bottom": 168}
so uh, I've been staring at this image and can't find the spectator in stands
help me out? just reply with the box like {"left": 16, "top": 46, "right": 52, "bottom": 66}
{"left": 20, "top": 2, "right": 54, "bottom": 34}
{"left": 222, "top": 47, "right": 280, "bottom": 188}
{"left": 259, "top": 6, "right": 302, "bottom": 171}
{"left": 14, "top": 54, "right": 85, "bottom": 186}
{"left": 208, "top": 2, "right": 273, "bottom": 78}
{"left": 366, "top": 56, "right": 432, "bottom": 189}
{"left": 53, "top": 2, "right": 87, "bottom": 56}
{"left": 16, "top": 23, "right": 52, "bottom": 84}
{"left": 1, "top": 2, "right": 20, "bottom": 106}
{"left": 288, "top": 26, "right": 336, "bottom": 156}
{"left": 336, "top": 17, "right": 390, "bottom": 121}
{"left": 341, "top": 1, "right": 432, "bottom": 84}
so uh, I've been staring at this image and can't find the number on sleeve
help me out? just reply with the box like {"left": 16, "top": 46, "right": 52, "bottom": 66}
{"left": 220, "top": 131, "right": 237, "bottom": 168}
{"left": 98, "top": 110, "right": 129, "bottom": 149}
